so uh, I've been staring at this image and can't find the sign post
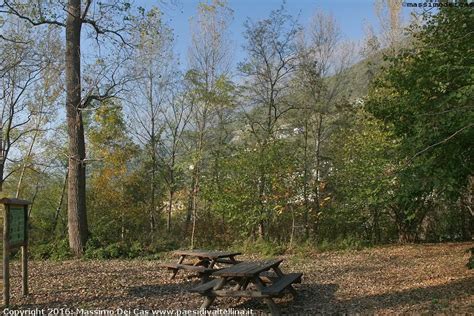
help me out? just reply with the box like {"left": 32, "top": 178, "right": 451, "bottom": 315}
{"left": 0, "top": 198, "right": 30, "bottom": 307}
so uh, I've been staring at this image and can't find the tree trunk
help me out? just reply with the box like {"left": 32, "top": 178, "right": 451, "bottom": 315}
{"left": 190, "top": 166, "right": 199, "bottom": 249}
{"left": 398, "top": 229, "right": 417, "bottom": 243}
{"left": 149, "top": 70, "right": 157, "bottom": 242}
{"left": 52, "top": 170, "right": 68, "bottom": 234}
{"left": 312, "top": 113, "right": 323, "bottom": 236}
{"left": 167, "top": 151, "right": 176, "bottom": 233}
{"left": 167, "top": 189, "right": 173, "bottom": 232}
{"left": 185, "top": 172, "right": 195, "bottom": 231}
{"left": 150, "top": 156, "right": 156, "bottom": 242}
{"left": 66, "top": 0, "right": 88, "bottom": 257}
{"left": 258, "top": 220, "right": 265, "bottom": 240}
{"left": 257, "top": 167, "right": 266, "bottom": 240}
{"left": 302, "top": 114, "right": 310, "bottom": 239}
{"left": 371, "top": 208, "right": 381, "bottom": 244}
{"left": 396, "top": 215, "right": 421, "bottom": 243}
{"left": 27, "top": 177, "right": 41, "bottom": 218}
{"left": 15, "top": 126, "right": 40, "bottom": 198}
{"left": 289, "top": 205, "right": 296, "bottom": 249}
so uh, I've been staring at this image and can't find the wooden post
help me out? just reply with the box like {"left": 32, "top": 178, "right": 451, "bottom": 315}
{"left": 21, "top": 245, "right": 27, "bottom": 296}
{"left": 3, "top": 204, "right": 9, "bottom": 307}
{"left": 22, "top": 204, "right": 28, "bottom": 296}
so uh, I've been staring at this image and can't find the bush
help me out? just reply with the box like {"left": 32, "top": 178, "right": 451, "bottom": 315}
{"left": 128, "top": 241, "right": 144, "bottom": 258}
{"left": 84, "top": 239, "right": 155, "bottom": 259}
{"left": 148, "top": 238, "right": 180, "bottom": 253}
{"left": 30, "top": 239, "right": 72, "bottom": 260}
{"left": 241, "top": 238, "right": 286, "bottom": 257}
{"left": 317, "top": 237, "right": 370, "bottom": 252}
{"left": 85, "top": 241, "right": 129, "bottom": 259}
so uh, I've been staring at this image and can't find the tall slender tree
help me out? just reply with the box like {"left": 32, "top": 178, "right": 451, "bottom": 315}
{"left": 239, "top": 5, "right": 300, "bottom": 238}
{"left": 1, "top": 0, "right": 135, "bottom": 256}
{"left": 186, "top": 0, "right": 233, "bottom": 247}
{"left": 292, "top": 11, "right": 353, "bottom": 238}
{"left": 127, "top": 7, "right": 174, "bottom": 242}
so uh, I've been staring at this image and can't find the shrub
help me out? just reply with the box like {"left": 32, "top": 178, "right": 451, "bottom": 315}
{"left": 31, "top": 239, "right": 72, "bottom": 260}
{"left": 241, "top": 238, "right": 286, "bottom": 257}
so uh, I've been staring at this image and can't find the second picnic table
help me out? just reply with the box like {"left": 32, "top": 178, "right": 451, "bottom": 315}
{"left": 159, "top": 249, "right": 242, "bottom": 281}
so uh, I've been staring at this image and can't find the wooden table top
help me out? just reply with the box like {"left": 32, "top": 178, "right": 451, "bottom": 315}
{"left": 173, "top": 249, "right": 241, "bottom": 259}
{"left": 213, "top": 259, "right": 283, "bottom": 277}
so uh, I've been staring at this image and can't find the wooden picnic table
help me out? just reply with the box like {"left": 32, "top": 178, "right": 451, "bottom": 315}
{"left": 190, "top": 259, "right": 302, "bottom": 315}
{"left": 159, "top": 249, "right": 241, "bottom": 282}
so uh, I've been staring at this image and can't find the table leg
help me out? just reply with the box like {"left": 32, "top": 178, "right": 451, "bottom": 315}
{"left": 201, "top": 296, "right": 216, "bottom": 309}
{"left": 253, "top": 276, "right": 267, "bottom": 289}
{"left": 273, "top": 266, "right": 284, "bottom": 277}
{"left": 200, "top": 277, "right": 228, "bottom": 310}
{"left": 177, "top": 255, "right": 185, "bottom": 264}
{"left": 171, "top": 255, "right": 186, "bottom": 279}
{"left": 235, "top": 277, "right": 250, "bottom": 290}
{"left": 285, "top": 284, "right": 298, "bottom": 297}
{"left": 253, "top": 277, "right": 281, "bottom": 315}
{"left": 196, "top": 257, "right": 211, "bottom": 267}
{"left": 214, "top": 277, "right": 228, "bottom": 290}
{"left": 199, "top": 273, "right": 210, "bottom": 284}
{"left": 208, "top": 259, "right": 217, "bottom": 269}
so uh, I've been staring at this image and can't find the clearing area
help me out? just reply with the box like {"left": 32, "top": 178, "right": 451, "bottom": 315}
{"left": 7, "top": 242, "right": 474, "bottom": 314}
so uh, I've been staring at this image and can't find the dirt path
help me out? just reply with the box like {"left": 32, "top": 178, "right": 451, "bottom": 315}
{"left": 6, "top": 242, "right": 474, "bottom": 314}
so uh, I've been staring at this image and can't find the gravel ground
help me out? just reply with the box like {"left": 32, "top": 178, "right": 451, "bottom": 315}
{"left": 5, "top": 242, "right": 474, "bottom": 315}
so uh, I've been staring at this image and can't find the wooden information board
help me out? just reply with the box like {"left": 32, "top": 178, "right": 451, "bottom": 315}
{"left": 0, "top": 198, "right": 30, "bottom": 307}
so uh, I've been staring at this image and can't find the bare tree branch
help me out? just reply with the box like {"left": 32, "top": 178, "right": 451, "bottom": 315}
{"left": 411, "top": 123, "right": 474, "bottom": 161}
{"left": 1, "top": 0, "right": 66, "bottom": 27}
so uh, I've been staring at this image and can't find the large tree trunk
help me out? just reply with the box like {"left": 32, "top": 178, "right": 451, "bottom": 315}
{"left": 66, "top": 0, "right": 88, "bottom": 257}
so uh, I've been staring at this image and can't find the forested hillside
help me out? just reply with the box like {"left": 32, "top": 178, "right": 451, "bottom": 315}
{"left": 0, "top": 0, "right": 472, "bottom": 260}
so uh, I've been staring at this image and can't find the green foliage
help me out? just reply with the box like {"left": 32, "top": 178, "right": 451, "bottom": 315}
{"left": 240, "top": 239, "right": 286, "bottom": 257}
{"left": 84, "top": 238, "right": 147, "bottom": 259}
{"left": 84, "top": 242, "right": 127, "bottom": 259}
{"left": 328, "top": 108, "right": 398, "bottom": 243}
{"left": 8, "top": 3, "right": 472, "bottom": 259}
{"left": 200, "top": 139, "right": 301, "bottom": 241}
{"left": 365, "top": 7, "right": 473, "bottom": 242}
{"left": 31, "top": 239, "right": 72, "bottom": 261}
{"left": 87, "top": 102, "right": 150, "bottom": 247}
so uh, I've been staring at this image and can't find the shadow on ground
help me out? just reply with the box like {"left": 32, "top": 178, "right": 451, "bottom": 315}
{"left": 128, "top": 281, "right": 196, "bottom": 298}
{"left": 197, "top": 277, "right": 473, "bottom": 314}
{"left": 336, "top": 277, "right": 474, "bottom": 312}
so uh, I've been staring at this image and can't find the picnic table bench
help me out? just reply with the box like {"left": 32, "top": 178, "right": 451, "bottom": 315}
{"left": 159, "top": 249, "right": 241, "bottom": 282}
{"left": 190, "top": 259, "right": 302, "bottom": 315}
